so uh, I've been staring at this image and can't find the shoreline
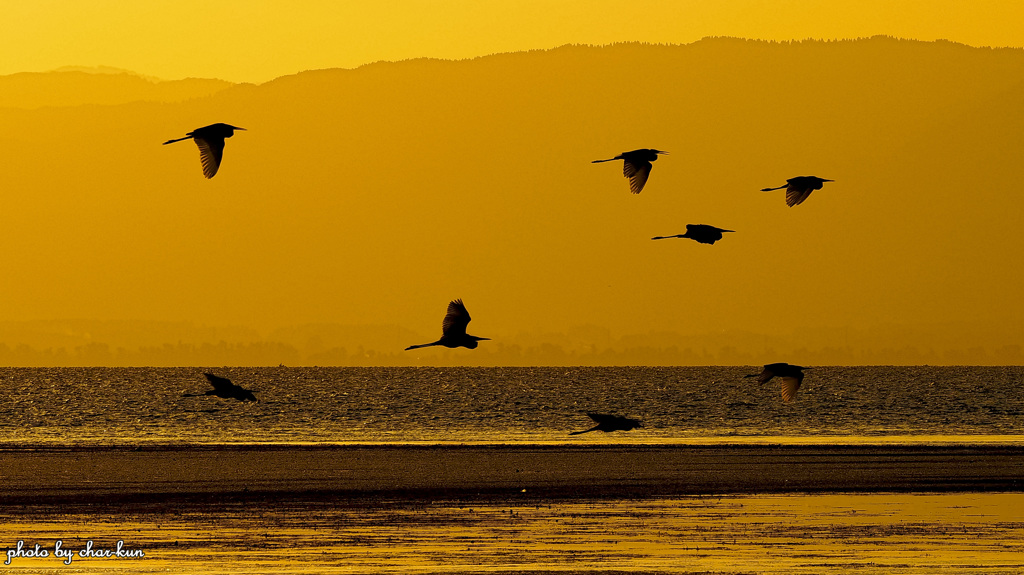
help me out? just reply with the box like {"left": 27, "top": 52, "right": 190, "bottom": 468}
{"left": 2, "top": 444, "right": 1022, "bottom": 505}
{"left": 3, "top": 433, "right": 1023, "bottom": 450}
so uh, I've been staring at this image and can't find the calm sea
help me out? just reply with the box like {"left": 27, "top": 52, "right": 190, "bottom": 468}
{"left": 2, "top": 366, "right": 1022, "bottom": 446}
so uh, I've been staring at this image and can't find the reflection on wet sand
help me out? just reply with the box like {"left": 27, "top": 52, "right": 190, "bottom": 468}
{"left": 2, "top": 493, "right": 1022, "bottom": 574}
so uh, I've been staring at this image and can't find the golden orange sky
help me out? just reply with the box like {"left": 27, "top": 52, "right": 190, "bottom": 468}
{"left": 1, "top": 3, "right": 1023, "bottom": 365}
{"left": 3, "top": 0, "right": 1024, "bottom": 82}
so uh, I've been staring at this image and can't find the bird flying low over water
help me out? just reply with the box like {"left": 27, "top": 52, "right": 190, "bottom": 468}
{"left": 652, "top": 224, "right": 734, "bottom": 245}
{"left": 744, "top": 363, "right": 810, "bottom": 402}
{"left": 182, "top": 372, "right": 259, "bottom": 402}
{"left": 592, "top": 149, "right": 667, "bottom": 194}
{"left": 761, "top": 176, "right": 832, "bottom": 207}
{"left": 569, "top": 412, "right": 643, "bottom": 435}
{"left": 163, "top": 123, "right": 245, "bottom": 178}
{"left": 405, "top": 299, "right": 490, "bottom": 351}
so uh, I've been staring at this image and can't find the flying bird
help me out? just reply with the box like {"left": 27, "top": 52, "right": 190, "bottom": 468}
{"left": 744, "top": 363, "right": 810, "bottom": 402}
{"left": 761, "top": 176, "right": 832, "bottom": 207}
{"left": 405, "top": 299, "right": 490, "bottom": 351}
{"left": 182, "top": 372, "right": 259, "bottom": 402}
{"left": 569, "top": 412, "right": 643, "bottom": 435}
{"left": 652, "top": 224, "right": 734, "bottom": 245}
{"left": 592, "top": 149, "right": 667, "bottom": 194}
{"left": 163, "top": 123, "right": 246, "bottom": 178}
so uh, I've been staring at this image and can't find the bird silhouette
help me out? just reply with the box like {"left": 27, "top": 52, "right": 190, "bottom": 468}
{"left": 182, "top": 372, "right": 258, "bottom": 402}
{"left": 744, "top": 363, "right": 810, "bottom": 402}
{"left": 761, "top": 176, "right": 832, "bottom": 206}
{"left": 569, "top": 412, "right": 643, "bottom": 435}
{"left": 652, "top": 224, "right": 734, "bottom": 245}
{"left": 405, "top": 299, "right": 490, "bottom": 350}
{"left": 592, "top": 149, "right": 667, "bottom": 194}
{"left": 163, "top": 123, "right": 246, "bottom": 178}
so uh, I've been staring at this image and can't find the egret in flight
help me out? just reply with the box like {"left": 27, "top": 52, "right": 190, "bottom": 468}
{"left": 652, "top": 224, "right": 734, "bottom": 245}
{"left": 761, "top": 176, "right": 832, "bottom": 207}
{"left": 163, "top": 123, "right": 246, "bottom": 178}
{"left": 569, "top": 412, "right": 643, "bottom": 435}
{"left": 182, "top": 372, "right": 259, "bottom": 402}
{"left": 405, "top": 299, "right": 490, "bottom": 350}
{"left": 744, "top": 363, "right": 810, "bottom": 402}
{"left": 592, "top": 149, "right": 667, "bottom": 194}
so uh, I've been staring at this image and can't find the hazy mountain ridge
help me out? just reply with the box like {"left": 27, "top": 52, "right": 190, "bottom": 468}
{"left": 0, "top": 319, "right": 1018, "bottom": 367}
{"left": 1, "top": 36, "right": 1022, "bottom": 366}
{"left": 0, "top": 70, "right": 236, "bottom": 109}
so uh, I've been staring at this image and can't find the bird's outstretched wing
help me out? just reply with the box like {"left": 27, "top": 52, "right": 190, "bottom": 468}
{"left": 204, "top": 372, "right": 233, "bottom": 392}
{"left": 194, "top": 137, "right": 225, "bottom": 179}
{"left": 623, "top": 160, "right": 652, "bottom": 194}
{"left": 786, "top": 186, "right": 813, "bottom": 207}
{"left": 752, "top": 368, "right": 776, "bottom": 384}
{"left": 586, "top": 412, "right": 618, "bottom": 424}
{"left": 441, "top": 299, "right": 471, "bottom": 337}
{"left": 780, "top": 375, "right": 803, "bottom": 402}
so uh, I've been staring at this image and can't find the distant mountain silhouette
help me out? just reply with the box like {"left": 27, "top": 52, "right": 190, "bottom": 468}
{"left": 2, "top": 37, "right": 1023, "bottom": 366}
{"left": 0, "top": 70, "right": 234, "bottom": 109}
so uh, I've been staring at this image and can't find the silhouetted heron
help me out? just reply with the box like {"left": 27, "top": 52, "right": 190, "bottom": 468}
{"left": 761, "top": 176, "right": 832, "bottom": 206}
{"left": 744, "top": 363, "right": 809, "bottom": 402}
{"left": 592, "top": 149, "right": 667, "bottom": 194}
{"left": 569, "top": 412, "right": 643, "bottom": 435}
{"left": 163, "top": 123, "right": 245, "bottom": 178}
{"left": 405, "top": 299, "right": 490, "bottom": 350}
{"left": 182, "top": 372, "right": 258, "bottom": 402}
{"left": 652, "top": 224, "right": 734, "bottom": 245}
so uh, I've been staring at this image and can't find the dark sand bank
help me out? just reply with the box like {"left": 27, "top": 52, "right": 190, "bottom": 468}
{"left": 2, "top": 444, "right": 1021, "bottom": 505}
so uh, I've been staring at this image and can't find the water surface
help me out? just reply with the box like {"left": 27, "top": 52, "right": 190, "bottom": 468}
{"left": 2, "top": 366, "right": 1021, "bottom": 445}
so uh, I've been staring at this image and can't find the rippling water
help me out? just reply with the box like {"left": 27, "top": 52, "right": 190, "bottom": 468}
{"left": 2, "top": 366, "right": 1022, "bottom": 445}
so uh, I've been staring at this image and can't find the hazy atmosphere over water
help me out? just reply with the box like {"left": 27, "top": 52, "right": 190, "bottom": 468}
{"left": 1, "top": 2, "right": 1022, "bottom": 367}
